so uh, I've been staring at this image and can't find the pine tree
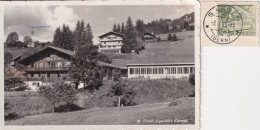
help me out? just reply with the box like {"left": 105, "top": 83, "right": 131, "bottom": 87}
{"left": 113, "top": 23, "right": 117, "bottom": 32}
{"left": 85, "top": 23, "right": 94, "bottom": 45}
{"left": 122, "top": 16, "right": 138, "bottom": 53}
{"left": 116, "top": 23, "right": 121, "bottom": 33}
{"left": 121, "top": 23, "right": 125, "bottom": 34}
{"left": 135, "top": 19, "right": 145, "bottom": 40}
{"left": 53, "top": 27, "right": 62, "bottom": 47}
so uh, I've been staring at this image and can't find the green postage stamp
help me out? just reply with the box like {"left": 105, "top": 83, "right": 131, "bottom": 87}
{"left": 218, "top": 4, "right": 257, "bottom": 36}
{"left": 203, "top": 2, "right": 259, "bottom": 45}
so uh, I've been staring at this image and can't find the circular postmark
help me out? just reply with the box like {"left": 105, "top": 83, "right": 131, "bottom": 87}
{"left": 203, "top": 5, "right": 243, "bottom": 44}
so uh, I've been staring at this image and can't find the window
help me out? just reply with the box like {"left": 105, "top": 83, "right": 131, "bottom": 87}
{"left": 165, "top": 67, "right": 170, "bottom": 74}
{"left": 65, "top": 61, "right": 70, "bottom": 67}
{"left": 130, "top": 68, "right": 134, "bottom": 74}
{"left": 177, "top": 67, "right": 183, "bottom": 74}
{"left": 38, "top": 73, "right": 41, "bottom": 77}
{"left": 47, "top": 73, "right": 50, "bottom": 78}
{"left": 39, "top": 62, "right": 43, "bottom": 68}
{"left": 190, "top": 67, "right": 195, "bottom": 73}
{"left": 48, "top": 53, "right": 51, "bottom": 57}
{"left": 30, "top": 73, "right": 34, "bottom": 78}
{"left": 184, "top": 67, "right": 189, "bottom": 74}
{"left": 113, "top": 46, "right": 116, "bottom": 48}
{"left": 56, "top": 62, "right": 62, "bottom": 67}
{"left": 107, "top": 37, "right": 111, "bottom": 39}
{"left": 147, "top": 68, "right": 152, "bottom": 74}
{"left": 135, "top": 68, "right": 140, "bottom": 74}
{"left": 108, "top": 46, "right": 111, "bottom": 48}
{"left": 153, "top": 68, "right": 158, "bottom": 74}
{"left": 171, "top": 67, "right": 177, "bottom": 74}
{"left": 159, "top": 68, "right": 164, "bottom": 74}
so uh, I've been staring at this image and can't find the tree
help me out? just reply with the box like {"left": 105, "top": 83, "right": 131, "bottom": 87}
{"left": 113, "top": 23, "right": 117, "bottom": 32}
{"left": 5, "top": 32, "right": 19, "bottom": 49}
{"left": 73, "top": 20, "right": 85, "bottom": 49}
{"left": 23, "top": 36, "right": 33, "bottom": 47}
{"left": 4, "top": 69, "right": 27, "bottom": 91}
{"left": 189, "top": 73, "right": 195, "bottom": 86}
{"left": 135, "top": 19, "right": 145, "bottom": 40}
{"left": 157, "top": 36, "right": 161, "bottom": 41}
{"left": 34, "top": 40, "right": 40, "bottom": 47}
{"left": 189, "top": 73, "right": 195, "bottom": 97}
{"left": 53, "top": 25, "right": 74, "bottom": 50}
{"left": 53, "top": 27, "right": 62, "bottom": 47}
{"left": 122, "top": 16, "right": 138, "bottom": 53}
{"left": 70, "top": 44, "right": 108, "bottom": 91}
{"left": 85, "top": 23, "right": 94, "bottom": 45}
{"left": 116, "top": 23, "right": 121, "bottom": 33}
{"left": 62, "top": 25, "right": 74, "bottom": 50}
{"left": 38, "top": 81, "right": 77, "bottom": 114}
{"left": 167, "top": 33, "right": 173, "bottom": 41}
{"left": 121, "top": 22, "right": 125, "bottom": 34}
{"left": 173, "top": 34, "right": 178, "bottom": 41}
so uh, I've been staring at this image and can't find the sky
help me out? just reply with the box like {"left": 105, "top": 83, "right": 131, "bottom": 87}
{"left": 4, "top": 5, "right": 194, "bottom": 44}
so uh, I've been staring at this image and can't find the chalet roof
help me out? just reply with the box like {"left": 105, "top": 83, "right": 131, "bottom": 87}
{"left": 48, "top": 46, "right": 74, "bottom": 56}
{"left": 144, "top": 32, "right": 156, "bottom": 37}
{"left": 99, "top": 32, "right": 124, "bottom": 39}
{"left": 18, "top": 46, "right": 120, "bottom": 69}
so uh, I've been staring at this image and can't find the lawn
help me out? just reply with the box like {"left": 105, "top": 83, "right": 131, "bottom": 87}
{"left": 5, "top": 97, "right": 194, "bottom": 125}
{"left": 110, "top": 31, "right": 194, "bottom": 67}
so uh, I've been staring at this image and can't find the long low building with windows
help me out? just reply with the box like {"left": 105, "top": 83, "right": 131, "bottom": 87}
{"left": 127, "top": 63, "right": 195, "bottom": 79}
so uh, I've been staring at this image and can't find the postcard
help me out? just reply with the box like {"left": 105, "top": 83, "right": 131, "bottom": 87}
{"left": 0, "top": 0, "right": 200, "bottom": 130}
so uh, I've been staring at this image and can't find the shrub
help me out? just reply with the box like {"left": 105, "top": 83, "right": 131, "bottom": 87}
{"left": 168, "top": 101, "right": 178, "bottom": 106}
{"left": 77, "top": 79, "right": 193, "bottom": 108}
{"left": 157, "top": 36, "right": 161, "bottom": 41}
{"left": 38, "top": 81, "right": 77, "bottom": 113}
{"left": 5, "top": 112, "right": 20, "bottom": 121}
{"left": 54, "top": 103, "right": 82, "bottom": 113}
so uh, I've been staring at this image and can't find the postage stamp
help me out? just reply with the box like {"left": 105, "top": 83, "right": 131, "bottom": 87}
{"left": 201, "top": 2, "right": 259, "bottom": 46}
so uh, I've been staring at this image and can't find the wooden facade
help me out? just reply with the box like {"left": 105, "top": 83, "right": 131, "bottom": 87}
{"left": 18, "top": 46, "right": 121, "bottom": 91}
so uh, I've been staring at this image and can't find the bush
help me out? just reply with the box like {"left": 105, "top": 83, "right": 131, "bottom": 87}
{"left": 157, "top": 36, "right": 161, "bottom": 41}
{"left": 77, "top": 79, "right": 193, "bottom": 108}
{"left": 5, "top": 112, "right": 20, "bottom": 121}
{"left": 38, "top": 81, "right": 77, "bottom": 113}
{"left": 54, "top": 103, "right": 82, "bottom": 113}
{"left": 168, "top": 101, "right": 178, "bottom": 106}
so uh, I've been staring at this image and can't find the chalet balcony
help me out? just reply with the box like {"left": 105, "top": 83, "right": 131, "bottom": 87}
{"left": 24, "top": 67, "right": 70, "bottom": 72}
{"left": 26, "top": 77, "right": 73, "bottom": 82}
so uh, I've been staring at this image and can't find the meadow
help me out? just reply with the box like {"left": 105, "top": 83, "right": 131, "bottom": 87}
{"left": 110, "top": 31, "right": 194, "bottom": 67}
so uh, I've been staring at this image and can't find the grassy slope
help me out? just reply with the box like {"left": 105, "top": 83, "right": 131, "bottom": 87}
{"left": 5, "top": 97, "right": 194, "bottom": 125}
{"left": 110, "top": 31, "right": 194, "bottom": 67}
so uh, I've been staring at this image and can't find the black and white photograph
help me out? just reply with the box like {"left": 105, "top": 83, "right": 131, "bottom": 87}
{"left": 3, "top": 3, "right": 199, "bottom": 127}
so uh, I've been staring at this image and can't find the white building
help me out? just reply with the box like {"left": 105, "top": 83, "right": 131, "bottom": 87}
{"left": 127, "top": 63, "right": 195, "bottom": 79}
{"left": 98, "top": 32, "right": 124, "bottom": 54}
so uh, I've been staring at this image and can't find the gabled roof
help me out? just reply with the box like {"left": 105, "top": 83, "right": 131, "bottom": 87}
{"left": 48, "top": 46, "right": 74, "bottom": 56}
{"left": 144, "top": 32, "right": 156, "bottom": 37}
{"left": 99, "top": 32, "right": 124, "bottom": 39}
{"left": 17, "top": 45, "right": 121, "bottom": 69}
{"left": 18, "top": 46, "right": 74, "bottom": 64}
